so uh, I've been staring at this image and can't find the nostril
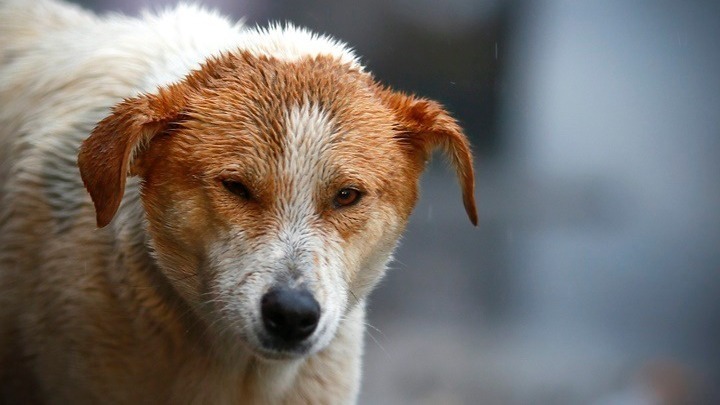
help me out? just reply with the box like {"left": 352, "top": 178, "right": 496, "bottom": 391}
{"left": 261, "top": 304, "right": 284, "bottom": 334}
{"left": 261, "top": 287, "right": 320, "bottom": 344}
{"left": 298, "top": 314, "right": 317, "bottom": 329}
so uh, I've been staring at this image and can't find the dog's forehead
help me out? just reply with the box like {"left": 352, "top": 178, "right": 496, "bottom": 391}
{"left": 188, "top": 52, "right": 386, "bottom": 127}
{"left": 182, "top": 53, "right": 400, "bottom": 179}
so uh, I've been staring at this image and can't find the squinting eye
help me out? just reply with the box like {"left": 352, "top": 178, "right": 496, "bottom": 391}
{"left": 334, "top": 188, "right": 362, "bottom": 208}
{"left": 222, "top": 180, "right": 251, "bottom": 199}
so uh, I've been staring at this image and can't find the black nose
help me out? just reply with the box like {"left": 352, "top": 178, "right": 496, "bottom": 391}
{"left": 261, "top": 287, "right": 320, "bottom": 344}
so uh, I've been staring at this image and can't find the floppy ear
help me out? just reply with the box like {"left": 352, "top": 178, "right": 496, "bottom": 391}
{"left": 78, "top": 86, "right": 187, "bottom": 228}
{"left": 382, "top": 90, "right": 478, "bottom": 226}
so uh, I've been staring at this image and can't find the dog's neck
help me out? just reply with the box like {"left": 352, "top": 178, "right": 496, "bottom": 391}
{"left": 106, "top": 179, "right": 197, "bottom": 343}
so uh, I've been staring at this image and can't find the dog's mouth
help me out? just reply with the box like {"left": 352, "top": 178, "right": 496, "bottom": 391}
{"left": 253, "top": 338, "right": 314, "bottom": 361}
{"left": 200, "top": 315, "right": 322, "bottom": 363}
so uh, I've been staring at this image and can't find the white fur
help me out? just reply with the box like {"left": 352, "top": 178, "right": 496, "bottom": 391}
{"left": 236, "top": 23, "right": 361, "bottom": 71}
{"left": 277, "top": 104, "right": 349, "bottom": 352}
{"left": 0, "top": 0, "right": 358, "bottom": 100}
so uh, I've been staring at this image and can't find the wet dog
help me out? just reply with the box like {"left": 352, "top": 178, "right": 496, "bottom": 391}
{"left": 0, "top": 0, "right": 476, "bottom": 403}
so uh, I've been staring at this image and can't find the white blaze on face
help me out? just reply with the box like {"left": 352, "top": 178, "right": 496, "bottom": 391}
{"left": 281, "top": 103, "right": 336, "bottom": 208}
{"left": 268, "top": 103, "right": 348, "bottom": 349}
{"left": 274, "top": 104, "right": 336, "bottom": 279}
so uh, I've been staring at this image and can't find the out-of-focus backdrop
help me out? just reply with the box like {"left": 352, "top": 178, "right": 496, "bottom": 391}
{"left": 71, "top": 0, "right": 720, "bottom": 403}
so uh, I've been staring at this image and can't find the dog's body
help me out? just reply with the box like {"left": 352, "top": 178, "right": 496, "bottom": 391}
{"left": 0, "top": 1, "right": 476, "bottom": 403}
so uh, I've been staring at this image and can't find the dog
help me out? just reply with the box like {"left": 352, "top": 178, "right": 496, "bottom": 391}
{"left": 0, "top": 0, "right": 477, "bottom": 403}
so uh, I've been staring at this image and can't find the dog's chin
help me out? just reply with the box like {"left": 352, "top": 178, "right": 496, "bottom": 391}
{"left": 204, "top": 330, "right": 308, "bottom": 365}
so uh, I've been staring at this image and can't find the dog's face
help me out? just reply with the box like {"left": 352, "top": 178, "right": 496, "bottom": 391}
{"left": 78, "top": 52, "right": 476, "bottom": 360}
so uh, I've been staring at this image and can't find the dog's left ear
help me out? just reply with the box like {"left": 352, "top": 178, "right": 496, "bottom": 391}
{"left": 78, "top": 85, "right": 187, "bottom": 228}
{"left": 380, "top": 89, "right": 478, "bottom": 226}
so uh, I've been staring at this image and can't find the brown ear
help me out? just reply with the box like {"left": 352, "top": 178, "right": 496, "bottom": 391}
{"left": 78, "top": 86, "right": 186, "bottom": 228}
{"left": 382, "top": 90, "right": 478, "bottom": 226}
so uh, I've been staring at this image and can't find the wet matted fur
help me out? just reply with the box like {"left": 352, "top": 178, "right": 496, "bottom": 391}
{"left": 0, "top": 0, "right": 477, "bottom": 403}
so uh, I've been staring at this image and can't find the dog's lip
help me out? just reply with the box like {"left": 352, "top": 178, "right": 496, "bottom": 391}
{"left": 255, "top": 350, "right": 303, "bottom": 362}
{"left": 252, "top": 342, "right": 311, "bottom": 361}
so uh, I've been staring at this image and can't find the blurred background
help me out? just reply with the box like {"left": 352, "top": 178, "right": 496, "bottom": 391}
{"left": 71, "top": 0, "right": 720, "bottom": 403}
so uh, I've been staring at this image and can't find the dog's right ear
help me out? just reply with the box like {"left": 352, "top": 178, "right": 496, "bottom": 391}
{"left": 378, "top": 88, "right": 478, "bottom": 226}
{"left": 78, "top": 85, "right": 187, "bottom": 228}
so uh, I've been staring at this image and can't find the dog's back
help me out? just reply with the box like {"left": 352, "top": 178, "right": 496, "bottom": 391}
{"left": 0, "top": 0, "right": 87, "bottom": 179}
{"left": 0, "top": 0, "right": 139, "bottom": 279}
{"left": 0, "top": 2, "right": 111, "bottom": 400}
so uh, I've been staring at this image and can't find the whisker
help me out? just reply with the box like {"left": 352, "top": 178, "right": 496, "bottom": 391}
{"left": 339, "top": 314, "right": 390, "bottom": 360}
{"left": 363, "top": 323, "right": 390, "bottom": 360}
{"left": 348, "top": 289, "right": 360, "bottom": 305}
{"left": 362, "top": 321, "right": 388, "bottom": 341}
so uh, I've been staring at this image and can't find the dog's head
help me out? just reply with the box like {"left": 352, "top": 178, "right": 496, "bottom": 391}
{"left": 78, "top": 48, "right": 476, "bottom": 360}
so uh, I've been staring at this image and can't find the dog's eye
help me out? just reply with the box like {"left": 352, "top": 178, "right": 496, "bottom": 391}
{"left": 222, "top": 180, "right": 251, "bottom": 199}
{"left": 334, "top": 188, "right": 362, "bottom": 208}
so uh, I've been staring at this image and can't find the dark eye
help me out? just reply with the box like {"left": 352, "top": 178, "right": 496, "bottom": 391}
{"left": 334, "top": 188, "right": 362, "bottom": 208}
{"left": 222, "top": 180, "right": 251, "bottom": 199}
